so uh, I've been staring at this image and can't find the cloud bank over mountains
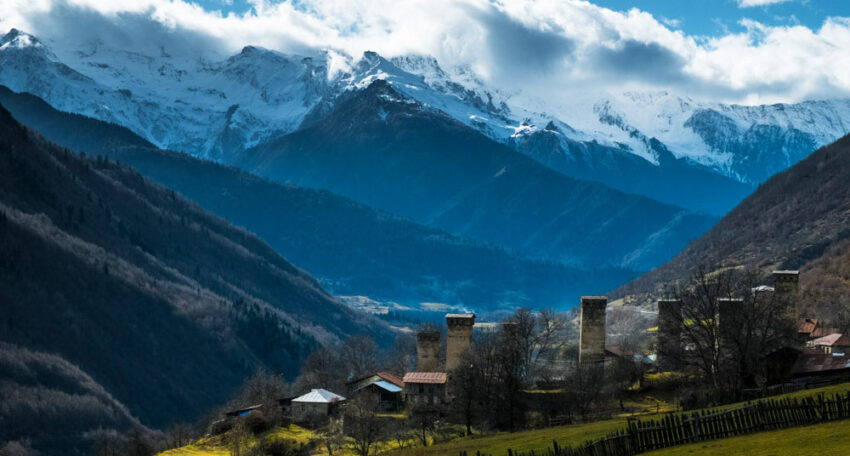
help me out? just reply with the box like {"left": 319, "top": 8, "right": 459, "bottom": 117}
{"left": 1, "top": 0, "right": 848, "bottom": 105}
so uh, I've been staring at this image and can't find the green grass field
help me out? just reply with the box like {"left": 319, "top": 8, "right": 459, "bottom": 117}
{"left": 158, "top": 424, "right": 315, "bottom": 456}
{"left": 643, "top": 420, "right": 850, "bottom": 456}
{"left": 386, "top": 418, "right": 622, "bottom": 456}
{"left": 391, "top": 381, "right": 850, "bottom": 456}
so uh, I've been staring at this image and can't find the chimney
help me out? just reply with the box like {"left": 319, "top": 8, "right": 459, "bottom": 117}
{"left": 772, "top": 270, "right": 800, "bottom": 318}
{"left": 579, "top": 296, "right": 607, "bottom": 366}
{"left": 656, "top": 299, "right": 682, "bottom": 370}
{"left": 445, "top": 313, "right": 475, "bottom": 372}
{"left": 416, "top": 330, "right": 441, "bottom": 372}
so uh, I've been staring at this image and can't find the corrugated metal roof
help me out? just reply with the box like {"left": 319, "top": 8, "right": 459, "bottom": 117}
{"left": 809, "top": 333, "right": 850, "bottom": 347}
{"left": 292, "top": 388, "right": 346, "bottom": 403}
{"left": 374, "top": 380, "right": 403, "bottom": 392}
{"left": 403, "top": 372, "right": 447, "bottom": 384}
{"left": 792, "top": 352, "right": 850, "bottom": 376}
{"left": 812, "top": 326, "right": 839, "bottom": 338}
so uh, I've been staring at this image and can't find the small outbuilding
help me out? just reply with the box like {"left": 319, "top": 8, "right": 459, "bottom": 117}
{"left": 347, "top": 372, "right": 405, "bottom": 411}
{"left": 291, "top": 389, "right": 346, "bottom": 420}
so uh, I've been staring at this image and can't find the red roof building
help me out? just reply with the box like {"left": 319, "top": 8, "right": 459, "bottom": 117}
{"left": 402, "top": 372, "right": 447, "bottom": 384}
{"left": 403, "top": 372, "right": 447, "bottom": 407}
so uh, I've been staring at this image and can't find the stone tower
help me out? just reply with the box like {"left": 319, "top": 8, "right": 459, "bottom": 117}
{"left": 773, "top": 270, "right": 800, "bottom": 318}
{"left": 579, "top": 296, "right": 607, "bottom": 366}
{"left": 416, "top": 330, "right": 441, "bottom": 372}
{"left": 656, "top": 299, "right": 682, "bottom": 370}
{"left": 717, "top": 298, "right": 743, "bottom": 355}
{"left": 446, "top": 313, "right": 475, "bottom": 372}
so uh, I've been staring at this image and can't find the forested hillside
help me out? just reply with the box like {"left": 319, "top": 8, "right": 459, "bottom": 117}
{"left": 0, "top": 102, "right": 387, "bottom": 454}
{"left": 614, "top": 133, "right": 850, "bottom": 326}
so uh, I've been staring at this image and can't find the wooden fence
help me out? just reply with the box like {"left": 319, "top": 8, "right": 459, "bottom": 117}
{"left": 460, "top": 392, "right": 850, "bottom": 456}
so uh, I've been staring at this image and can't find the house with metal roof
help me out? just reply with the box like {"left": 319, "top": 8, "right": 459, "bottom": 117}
{"left": 402, "top": 372, "right": 447, "bottom": 407}
{"left": 347, "top": 372, "right": 405, "bottom": 411}
{"left": 808, "top": 333, "right": 850, "bottom": 354}
{"left": 291, "top": 388, "right": 346, "bottom": 420}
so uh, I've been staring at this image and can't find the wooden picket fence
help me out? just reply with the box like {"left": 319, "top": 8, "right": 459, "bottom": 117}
{"left": 460, "top": 392, "right": 850, "bottom": 456}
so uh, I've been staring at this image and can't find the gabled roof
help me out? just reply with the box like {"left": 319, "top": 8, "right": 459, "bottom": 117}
{"left": 812, "top": 326, "right": 839, "bottom": 339}
{"left": 797, "top": 318, "right": 819, "bottom": 334}
{"left": 347, "top": 371, "right": 406, "bottom": 393}
{"left": 403, "top": 372, "right": 447, "bottom": 384}
{"left": 374, "top": 380, "right": 403, "bottom": 393}
{"left": 377, "top": 371, "right": 405, "bottom": 388}
{"left": 292, "top": 388, "right": 346, "bottom": 404}
{"left": 792, "top": 352, "right": 850, "bottom": 376}
{"left": 809, "top": 333, "right": 850, "bottom": 347}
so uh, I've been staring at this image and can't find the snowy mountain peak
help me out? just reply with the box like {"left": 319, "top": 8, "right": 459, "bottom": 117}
{"left": 1, "top": 29, "right": 849, "bottom": 191}
{"left": 1, "top": 29, "right": 36, "bottom": 47}
{"left": 0, "top": 28, "right": 56, "bottom": 61}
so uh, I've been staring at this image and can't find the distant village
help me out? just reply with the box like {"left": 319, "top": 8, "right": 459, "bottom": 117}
{"left": 221, "top": 269, "right": 850, "bottom": 427}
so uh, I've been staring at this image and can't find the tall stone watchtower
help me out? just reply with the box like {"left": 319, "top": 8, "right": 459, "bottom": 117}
{"left": 773, "top": 270, "right": 800, "bottom": 319}
{"left": 579, "top": 296, "right": 607, "bottom": 366}
{"left": 446, "top": 313, "right": 475, "bottom": 372}
{"left": 416, "top": 330, "right": 441, "bottom": 372}
{"left": 656, "top": 299, "right": 683, "bottom": 370}
{"left": 717, "top": 298, "right": 743, "bottom": 355}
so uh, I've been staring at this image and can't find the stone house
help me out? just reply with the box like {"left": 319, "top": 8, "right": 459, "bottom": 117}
{"left": 291, "top": 389, "right": 345, "bottom": 420}
{"left": 402, "top": 372, "right": 446, "bottom": 407}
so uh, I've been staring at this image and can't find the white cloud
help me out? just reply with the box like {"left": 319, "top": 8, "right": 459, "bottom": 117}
{"left": 0, "top": 0, "right": 848, "bottom": 105}
{"left": 737, "top": 0, "right": 794, "bottom": 8}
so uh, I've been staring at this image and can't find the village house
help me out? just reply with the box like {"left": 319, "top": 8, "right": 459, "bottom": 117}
{"left": 402, "top": 372, "right": 447, "bottom": 407}
{"left": 807, "top": 334, "right": 850, "bottom": 354}
{"left": 290, "top": 389, "right": 345, "bottom": 420}
{"left": 346, "top": 372, "right": 405, "bottom": 411}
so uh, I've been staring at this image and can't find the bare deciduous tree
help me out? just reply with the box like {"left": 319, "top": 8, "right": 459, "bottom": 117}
{"left": 664, "top": 267, "right": 797, "bottom": 400}
{"left": 344, "top": 393, "right": 385, "bottom": 456}
{"left": 340, "top": 335, "right": 379, "bottom": 380}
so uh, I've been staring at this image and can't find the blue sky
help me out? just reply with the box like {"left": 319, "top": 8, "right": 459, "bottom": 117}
{"left": 594, "top": 0, "right": 850, "bottom": 36}
{"left": 195, "top": 0, "right": 850, "bottom": 36}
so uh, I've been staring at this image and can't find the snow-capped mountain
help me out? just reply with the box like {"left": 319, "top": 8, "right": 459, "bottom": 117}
{"left": 2, "top": 28, "right": 849, "bottom": 211}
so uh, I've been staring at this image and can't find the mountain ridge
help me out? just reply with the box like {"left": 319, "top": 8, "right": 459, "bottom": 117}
{"left": 238, "top": 79, "right": 717, "bottom": 271}
{"left": 612, "top": 132, "right": 850, "bottom": 312}
{"left": 0, "top": 84, "right": 634, "bottom": 310}
{"left": 2, "top": 28, "right": 848, "bottom": 215}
